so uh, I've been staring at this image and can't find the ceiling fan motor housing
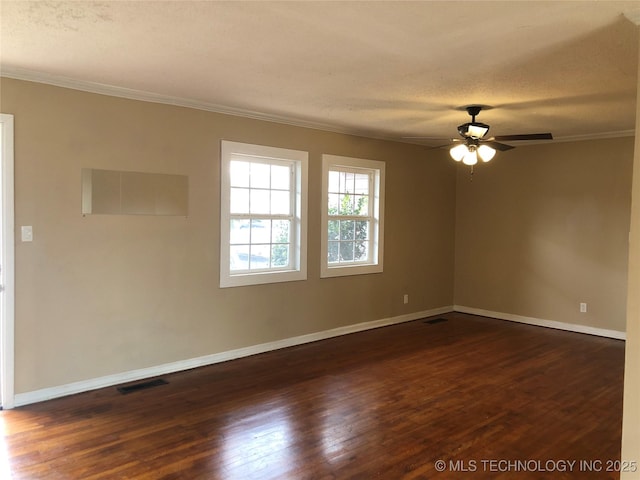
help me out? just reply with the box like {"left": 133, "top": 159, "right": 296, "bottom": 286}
{"left": 457, "top": 105, "right": 490, "bottom": 139}
{"left": 458, "top": 122, "right": 490, "bottom": 139}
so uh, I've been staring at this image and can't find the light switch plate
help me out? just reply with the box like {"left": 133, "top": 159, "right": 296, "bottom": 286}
{"left": 21, "top": 226, "right": 33, "bottom": 242}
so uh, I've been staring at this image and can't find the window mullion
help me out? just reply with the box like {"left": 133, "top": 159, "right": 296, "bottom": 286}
{"left": 368, "top": 173, "right": 374, "bottom": 217}
{"left": 328, "top": 214, "right": 371, "bottom": 222}
{"left": 230, "top": 213, "right": 292, "bottom": 220}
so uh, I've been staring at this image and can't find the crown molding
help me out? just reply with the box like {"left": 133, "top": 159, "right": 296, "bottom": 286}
{"left": 0, "top": 66, "right": 397, "bottom": 142}
{"left": 1, "top": 66, "right": 635, "bottom": 146}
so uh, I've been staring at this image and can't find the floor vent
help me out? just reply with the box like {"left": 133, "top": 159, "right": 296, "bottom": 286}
{"left": 424, "top": 318, "right": 448, "bottom": 325}
{"left": 117, "top": 378, "right": 168, "bottom": 395}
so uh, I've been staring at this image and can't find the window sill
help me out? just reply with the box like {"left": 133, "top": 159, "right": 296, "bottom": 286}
{"left": 320, "top": 263, "right": 383, "bottom": 279}
{"left": 220, "top": 269, "right": 307, "bottom": 288}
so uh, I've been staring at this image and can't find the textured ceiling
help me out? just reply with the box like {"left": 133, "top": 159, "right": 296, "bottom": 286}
{"left": 1, "top": 1, "right": 639, "bottom": 145}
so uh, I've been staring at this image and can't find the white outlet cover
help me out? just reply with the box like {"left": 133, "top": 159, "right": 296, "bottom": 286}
{"left": 21, "top": 226, "right": 33, "bottom": 242}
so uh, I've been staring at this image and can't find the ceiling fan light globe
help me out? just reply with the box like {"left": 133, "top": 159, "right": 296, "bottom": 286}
{"left": 462, "top": 150, "right": 478, "bottom": 166}
{"left": 450, "top": 144, "right": 467, "bottom": 161}
{"left": 478, "top": 145, "right": 496, "bottom": 162}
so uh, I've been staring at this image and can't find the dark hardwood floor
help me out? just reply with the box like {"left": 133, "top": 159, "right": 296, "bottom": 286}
{"left": 1, "top": 312, "right": 625, "bottom": 479}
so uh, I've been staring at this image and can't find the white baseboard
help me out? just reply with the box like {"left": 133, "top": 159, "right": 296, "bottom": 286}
{"left": 14, "top": 305, "right": 454, "bottom": 407}
{"left": 454, "top": 305, "right": 626, "bottom": 340}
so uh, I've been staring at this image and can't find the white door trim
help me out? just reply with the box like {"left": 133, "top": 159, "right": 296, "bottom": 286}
{"left": 0, "top": 114, "right": 15, "bottom": 409}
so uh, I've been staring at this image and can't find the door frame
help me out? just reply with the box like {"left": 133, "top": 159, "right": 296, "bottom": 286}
{"left": 0, "top": 113, "right": 15, "bottom": 409}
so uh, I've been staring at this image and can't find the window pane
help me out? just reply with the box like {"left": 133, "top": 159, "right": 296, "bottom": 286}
{"left": 250, "top": 189, "right": 270, "bottom": 214}
{"left": 354, "top": 173, "right": 369, "bottom": 194}
{"left": 328, "top": 220, "right": 339, "bottom": 241}
{"left": 353, "top": 195, "right": 368, "bottom": 216}
{"left": 271, "top": 165, "right": 290, "bottom": 190}
{"left": 251, "top": 219, "right": 271, "bottom": 244}
{"left": 355, "top": 220, "right": 369, "bottom": 240}
{"left": 339, "top": 194, "right": 353, "bottom": 215}
{"left": 338, "top": 172, "right": 347, "bottom": 193}
{"left": 344, "top": 172, "right": 355, "bottom": 193}
{"left": 271, "top": 244, "right": 289, "bottom": 267}
{"left": 328, "top": 170, "right": 340, "bottom": 193}
{"left": 230, "top": 219, "right": 250, "bottom": 244}
{"left": 272, "top": 220, "right": 290, "bottom": 243}
{"left": 249, "top": 244, "right": 270, "bottom": 270}
{"left": 230, "top": 188, "right": 249, "bottom": 214}
{"left": 250, "top": 162, "right": 270, "bottom": 188}
{"left": 328, "top": 241, "right": 339, "bottom": 263}
{"left": 340, "top": 241, "right": 354, "bottom": 261}
{"left": 230, "top": 161, "right": 250, "bottom": 187}
{"left": 230, "top": 245, "right": 249, "bottom": 271}
{"left": 328, "top": 193, "right": 339, "bottom": 215}
{"left": 271, "top": 190, "right": 290, "bottom": 215}
{"left": 355, "top": 241, "right": 368, "bottom": 261}
{"left": 340, "top": 220, "right": 354, "bottom": 240}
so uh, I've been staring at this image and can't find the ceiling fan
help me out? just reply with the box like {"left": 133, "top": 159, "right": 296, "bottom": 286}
{"left": 411, "top": 105, "right": 553, "bottom": 166}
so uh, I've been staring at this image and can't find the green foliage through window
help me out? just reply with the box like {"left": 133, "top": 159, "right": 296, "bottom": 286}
{"left": 328, "top": 193, "right": 369, "bottom": 263}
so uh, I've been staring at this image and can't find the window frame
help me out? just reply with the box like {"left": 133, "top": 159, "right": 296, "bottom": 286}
{"left": 321, "top": 154, "right": 385, "bottom": 278}
{"left": 220, "top": 141, "right": 308, "bottom": 288}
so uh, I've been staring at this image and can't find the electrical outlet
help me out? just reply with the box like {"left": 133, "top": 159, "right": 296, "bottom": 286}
{"left": 403, "top": 294, "right": 409, "bottom": 304}
{"left": 580, "top": 303, "right": 587, "bottom": 313}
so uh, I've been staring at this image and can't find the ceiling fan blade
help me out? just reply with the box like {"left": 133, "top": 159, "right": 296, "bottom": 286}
{"left": 428, "top": 143, "right": 456, "bottom": 150}
{"left": 493, "top": 133, "right": 553, "bottom": 141}
{"left": 482, "top": 140, "right": 515, "bottom": 151}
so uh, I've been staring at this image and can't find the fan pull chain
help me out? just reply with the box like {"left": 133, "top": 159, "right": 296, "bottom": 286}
{"left": 470, "top": 165, "right": 474, "bottom": 181}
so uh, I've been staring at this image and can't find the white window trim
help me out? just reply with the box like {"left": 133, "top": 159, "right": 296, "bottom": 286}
{"left": 321, "top": 154, "right": 385, "bottom": 278}
{"left": 0, "top": 114, "right": 15, "bottom": 409}
{"left": 220, "top": 141, "right": 308, "bottom": 288}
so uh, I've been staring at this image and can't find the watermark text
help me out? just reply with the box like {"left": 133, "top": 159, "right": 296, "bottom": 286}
{"left": 434, "top": 459, "right": 638, "bottom": 473}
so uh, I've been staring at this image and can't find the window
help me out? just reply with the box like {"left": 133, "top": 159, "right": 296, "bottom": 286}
{"left": 321, "top": 155, "right": 385, "bottom": 278}
{"left": 220, "top": 141, "right": 308, "bottom": 288}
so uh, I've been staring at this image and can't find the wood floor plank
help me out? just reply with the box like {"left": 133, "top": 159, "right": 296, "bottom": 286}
{"left": 1, "top": 313, "right": 625, "bottom": 479}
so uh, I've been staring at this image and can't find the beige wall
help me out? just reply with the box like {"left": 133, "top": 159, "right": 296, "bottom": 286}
{"left": 1, "top": 76, "right": 635, "bottom": 399}
{"left": 454, "top": 138, "right": 634, "bottom": 332}
{"left": 0, "top": 78, "right": 457, "bottom": 394}
{"left": 621, "top": 26, "right": 640, "bottom": 480}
